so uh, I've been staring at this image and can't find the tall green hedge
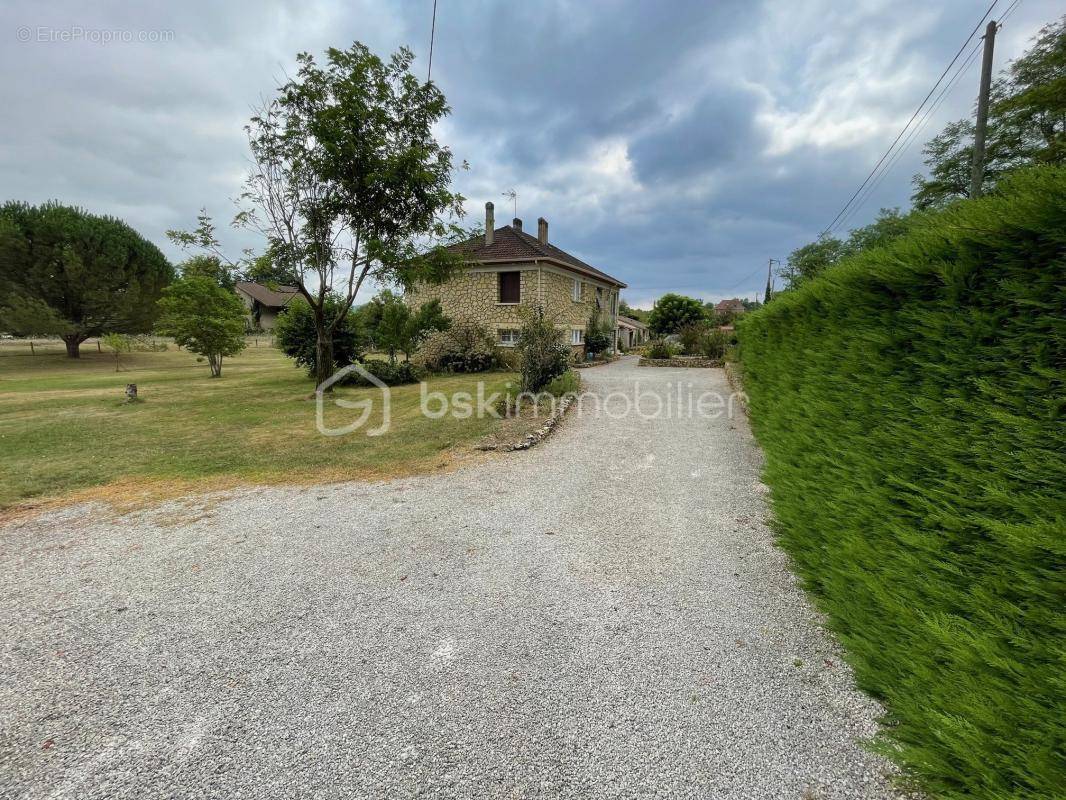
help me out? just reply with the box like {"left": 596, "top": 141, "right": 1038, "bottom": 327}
{"left": 736, "top": 167, "right": 1065, "bottom": 799}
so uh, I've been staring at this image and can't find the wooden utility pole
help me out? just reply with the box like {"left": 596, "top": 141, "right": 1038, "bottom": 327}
{"left": 970, "top": 20, "right": 997, "bottom": 199}
{"left": 764, "top": 258, "right": 778, "bottom": 302}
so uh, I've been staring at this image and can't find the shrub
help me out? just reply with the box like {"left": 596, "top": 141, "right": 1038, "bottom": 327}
{"left": 516, "top": 306, "right": 570, "bottom": 392}
{"left": 677, "top": 321, "right": 709, "bottom": 355}
{"left": 543, "top": 370, "right": 580, "bottom": 397}
{"left": 647, "top": 292, "right": 706, "bottom": 335}
{"left": 698, "top": 328, "right": 729, "bottom": 361}
{"left": 420, "top": 322, "right": 499, "bottom": 373}
{"left": 344, "top": 358, "right": 424, "bottom": 386}
{"left": 274, "top": 295, "right": 367, "bottom": 377}
{"left": 645, "top": 337, "right": 679, "bottom": 359}
{"left": 583, "top": 309, "right": 614, "bottom": 357}
{"left": 736, "top": 166, "right": 1066, "bottom": 800}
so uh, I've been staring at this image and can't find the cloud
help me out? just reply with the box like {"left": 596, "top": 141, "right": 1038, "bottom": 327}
{"left": 1, "top": 0, "right": 1060, "bottom": 305}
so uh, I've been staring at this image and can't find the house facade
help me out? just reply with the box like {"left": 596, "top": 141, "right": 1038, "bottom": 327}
{"left": 616, "top": 315, "right": 649, "bottom": 349}
{"left": 234, "top": 281, "right": 299, "bottom": 331}
{"left": 406, "top": 202, "right": 626, "bottom": 354}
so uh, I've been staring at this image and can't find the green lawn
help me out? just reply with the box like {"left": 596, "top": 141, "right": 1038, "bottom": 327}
{"left": 0, "top": 343, "right": 517, "bottom": 510}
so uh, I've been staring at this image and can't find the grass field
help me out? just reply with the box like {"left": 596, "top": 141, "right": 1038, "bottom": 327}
{"left": 0, "top": 342, "right": 517, "bottom": 510}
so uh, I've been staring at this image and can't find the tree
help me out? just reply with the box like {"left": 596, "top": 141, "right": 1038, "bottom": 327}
{"left": 912, "top": 16, "right": 1065, "bottom": 207}
{"left": 172, "top": 43, "right": 467, "bottom": 388}
{"left": 155, "top": 277, "right": 247, "bottom": 377}
{"left": 178, "top": 254, "right": 235, "bottom": 289}
{"left": 618, "top": 299, "right": 647, "bottom": 321}
{"left": 274, "top": 295, "right": 367, "bottom": 377}
{"left": 516, "top": 306, "right": 571, "bottom": 392}
{"left": 647, "top": 293, "right": 706, "bottom": 335}
{"left": 101, "top": 333, "right": 134, "bottom": 372}
{"left": 374, "top": 293, "right": 450, "bottom": 363}
{"left": 785, "top": 235, "right": 847, "bottom": 287}
{"left": 0, "top": 202, "right": 173, "bottom": 357}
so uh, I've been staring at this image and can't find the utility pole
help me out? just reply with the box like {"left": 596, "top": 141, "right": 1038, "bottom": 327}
{"left": 764, "top": 258, "right": 779, "bottom": 302}
{"left": 970, "top": 20, "right": 997, "bottom": 199}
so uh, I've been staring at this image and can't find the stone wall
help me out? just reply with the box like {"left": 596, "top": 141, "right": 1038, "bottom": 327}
{"left": 407, "top": 262, "right": 619, "bottom": 356}
{"left": 638, "top": 356, "right": 721, "bottom": 368}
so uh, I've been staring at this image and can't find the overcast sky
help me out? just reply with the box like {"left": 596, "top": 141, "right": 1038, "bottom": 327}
{"left": 2, "top": 1, "right": 1058, "bottom": 307}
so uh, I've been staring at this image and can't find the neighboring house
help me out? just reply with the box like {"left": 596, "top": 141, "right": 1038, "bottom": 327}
{"left": 616, "top": 315, "right": 649, "bottom": 349}
{"left": 406, "top": 202, "right": 627, "bottom": 354}
{"left": 234, "top": 281, "right": 300, "bottom": 331}
{"left": 714, "top": 298, "right": 746, "bottom": 316}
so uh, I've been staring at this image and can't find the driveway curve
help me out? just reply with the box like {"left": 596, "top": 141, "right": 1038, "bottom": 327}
{"left": 0, "top": 357, "right": 901, "bottom": 799}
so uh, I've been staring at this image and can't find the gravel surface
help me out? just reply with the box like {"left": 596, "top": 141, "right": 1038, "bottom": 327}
{"left": 0, "top": 357, "right": 902, "bottom": 799}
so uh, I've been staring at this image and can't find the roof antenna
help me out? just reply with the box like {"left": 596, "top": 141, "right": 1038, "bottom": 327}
{"left": 502, "top": 189, "right": 517, "bottom": 219}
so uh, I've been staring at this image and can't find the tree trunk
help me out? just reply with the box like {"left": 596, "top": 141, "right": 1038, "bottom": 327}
{"left": 62, "top": 334, "right": 86, "bottom": 359}
{"left": 209, "top": 354, "right": 222, "bottom": 378}
{"left": 314, "top": 326, "right": 334, "bottom": 389}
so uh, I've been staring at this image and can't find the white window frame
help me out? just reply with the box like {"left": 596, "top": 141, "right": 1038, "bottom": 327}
{"left": 572, "top": 278, "right": 582, "bottom": 302}
{"left": 497, "top": 328, "right": 520, "bottom": 347}
{"left": 571, "top": 328, "right": 584, "bottom": 346}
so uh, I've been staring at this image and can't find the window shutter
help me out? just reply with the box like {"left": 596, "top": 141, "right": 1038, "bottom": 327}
{"left": 498, "top": 271, "right": 520, "bottom": 303}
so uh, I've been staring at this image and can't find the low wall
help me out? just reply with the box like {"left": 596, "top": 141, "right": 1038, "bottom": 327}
{"left": 638, "top": 356, "right": 721, "bottom": 368}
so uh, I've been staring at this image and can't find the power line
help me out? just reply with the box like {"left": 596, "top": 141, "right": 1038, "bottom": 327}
{"left": 820, "top": 0, "right": 1002, "bottom": 236}
{"left": 830, "top": 0, "right": 1023, "bottom": 234}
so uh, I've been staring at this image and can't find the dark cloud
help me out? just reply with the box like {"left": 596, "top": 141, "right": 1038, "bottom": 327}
{"left": 1, "top": 0, "right": 1059, "bottom": 306}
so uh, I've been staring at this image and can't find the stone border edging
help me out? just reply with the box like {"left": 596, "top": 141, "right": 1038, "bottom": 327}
{"left": 475, "top": 395, "right": 575, "bottom": 452}
{"left": 638, "top": 356, "right": 721, "bottom": 368}
{"left": 574, "top": 357, "right": 617, "bottom": 369}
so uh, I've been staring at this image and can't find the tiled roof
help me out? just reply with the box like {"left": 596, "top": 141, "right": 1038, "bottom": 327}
{"left": 715, "top": 298, "right": 746, "bottom": 312}
{"left": 617, "top": 315, "right": 648, "bottom": 329}
{"left": 448, "top": 225, "right": 626, "bottom": 288}
{"left": 235, "top": 281, "right": 300, "bottom": 309}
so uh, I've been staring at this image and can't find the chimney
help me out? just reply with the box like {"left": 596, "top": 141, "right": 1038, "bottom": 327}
{"left": 537, "top": 217, "right": 548, "bottom": 246}
{"left": 513, "top": 217, "right": 522, "bottom": 232}
{"left": 485, "top": 202, "right": 494, "bottom": 246}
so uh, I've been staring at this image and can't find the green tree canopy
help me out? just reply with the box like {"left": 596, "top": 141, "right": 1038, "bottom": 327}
{"left": 273, "top": 295, "right": 367, "bottom": 377}
{"left": 178, "top": 254, "right": 236, "bottom": 289}
{"left": 647, "top": 293, "right": 706, "bottom": 335}
{"left": 155, "top": 277, "right": 247, "bottom": 377}
{"left": 374, "top": 292, "right": 450, "bottom": 363}
{"left": 0, "top": 201, "right": 172, "bottom": 356}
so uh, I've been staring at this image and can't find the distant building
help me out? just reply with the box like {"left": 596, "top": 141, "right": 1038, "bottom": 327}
{"left": 616, "top": 315, "right": 649, "bottom": 349}
{"left": 234, "top": 281, "right": 300, "bottom": 331}
{"left": 714, "top": 298, "right": 746, "bottom": 316}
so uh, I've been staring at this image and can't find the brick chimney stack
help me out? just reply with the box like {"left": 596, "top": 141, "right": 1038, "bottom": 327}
{"left": 485, "top": 202, "right": 494, "bottom": 246}
{"left": 513, "top": 217, "right": 522, "bottom": 232}
{"left": 538, "top": 217, "right": 548, "bottom": 246}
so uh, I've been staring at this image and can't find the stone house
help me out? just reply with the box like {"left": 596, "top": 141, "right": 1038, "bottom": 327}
{"left": 234, "top": 281, "right": 300, "bottom": 331}
{"left": 616, "top": 315, "right": 649, "bottom": 349}
{"left": 406, "top": 202, "right": 626, "bottom": 355}
{"left": 713, "top": 298, "right": 746, "bottom": 316}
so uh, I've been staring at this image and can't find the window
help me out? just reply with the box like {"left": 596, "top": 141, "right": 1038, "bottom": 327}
{"left": 571, "top": 328, "right": 584, "bottom": 345}
{"left": 498, "top": 271, "right": 520, "bottom": 304}
{"left": 611, "top": 292, "right": 617, "bottom": 315}
{"left": 572, "top": 278, "right": 582, "bottom": 302}
{"left": 595, "top": 286, "right": 603, "bottom": 309}
{"left": 498, "top": 328, "right": 520, "bottom": 346}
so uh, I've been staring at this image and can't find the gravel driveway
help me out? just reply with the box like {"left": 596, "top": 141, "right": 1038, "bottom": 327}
{"left": 0, "top": 357, "right": 901, "bottom": 799}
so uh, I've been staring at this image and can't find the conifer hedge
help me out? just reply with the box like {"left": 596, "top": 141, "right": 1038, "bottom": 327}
{"left": 736, "top": 167, "right": 1065, "bottom": 799}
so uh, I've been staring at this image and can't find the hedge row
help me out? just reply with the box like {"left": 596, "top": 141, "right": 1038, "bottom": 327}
{"left": 736, "top": 167, "right": 1065, "bottom": 799}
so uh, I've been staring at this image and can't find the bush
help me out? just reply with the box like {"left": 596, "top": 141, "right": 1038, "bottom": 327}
{"left": 516, "top": 306, "right": 571, "bottom": 392}
{"left": 344, "top": 358, "right": 424, "bottom": 386}
{"left": 677, "top": 321, "right": 709, "bottom": 355}
{"left": 736, "top": 166, "right": 1066, "bottom": 800}
{"left": 698, "top": 328, "right": 729, "bottom": 361}
{"left": 583, "top": 309, "right": 614, "bottom": 357}
{"left": 645, "top": 337, "right": 679, "bottom": 359}
{"left": 274, "top": 295, "right": 367, "bottom": 377}
{"left": 543, "top": 370, "right": 580, "bottom": 397}
{"left": 420, "top": 322, "right": 499, "bottom": 373}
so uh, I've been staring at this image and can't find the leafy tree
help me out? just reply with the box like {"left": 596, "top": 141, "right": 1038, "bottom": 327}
{"left": 0, "top": 201, "right": 173, "bottom": 357}
{"left": 274, "top": 295, "right": 367, "bottom": 377}
{"left": 155, "top": 277, "right": 248, "bottom": 377}
{"left": 171, "top": 42, "right": 467, "bottom": 388}
{"left": 515, "top": 306, "right": 571, "bottom": 392}
{"left": 618, "top": 299, "right": 647, "bottom": 321}
{"left": 913, "top": 16, "right": 1065, "bottom": 207}
{"left": 785, "top": 235, "right": 848, "bottom": 287}
{"left": 375, "top": 293, "right": 450, "bottom": 363}
{"left": 177, "top": 255, "right": 235, "bottom": 289}
{"left": 647, "top": 293, "right": 706, "bottom": 335}
{"left": 101, "top": 333, "right": 134, "bottom": 372}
